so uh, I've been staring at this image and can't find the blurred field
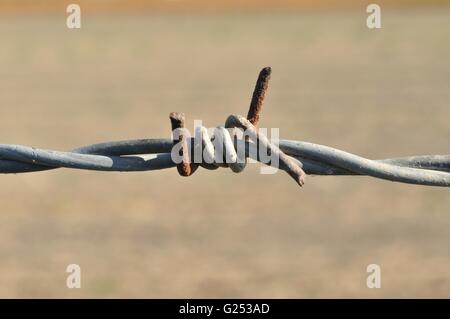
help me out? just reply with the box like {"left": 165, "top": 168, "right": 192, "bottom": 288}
{"left": 0, "top": 8, "right": 449, "bottom": 298}
{"left": 2, "top": 0, "right": 449, "bottom": 13}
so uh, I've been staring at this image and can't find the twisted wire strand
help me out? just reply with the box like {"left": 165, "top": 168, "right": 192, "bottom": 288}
{"left": 0, "top": 133, "right": 449, "bottom": 187}
{"left": 1, "top": 66, "right": 448, "bottom": 187}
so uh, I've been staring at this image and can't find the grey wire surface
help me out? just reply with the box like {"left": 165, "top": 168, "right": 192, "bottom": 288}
{"left": 1, "top": 138, "right": 449, "bottom": 187}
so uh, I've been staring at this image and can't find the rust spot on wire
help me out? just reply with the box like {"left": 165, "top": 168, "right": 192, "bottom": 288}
{"left": 247, "top": 66, "right": 271, "bottom": 126}
{"left": 169, "top": 112, "right": 198, "bottom": 177}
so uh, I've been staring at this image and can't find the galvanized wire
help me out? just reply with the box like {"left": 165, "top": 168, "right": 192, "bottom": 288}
{"left": 1, "top": 67, "right": 448, "bottom": 187}
{"left": 0, "top": 136, "right": 449, "bottom": 187}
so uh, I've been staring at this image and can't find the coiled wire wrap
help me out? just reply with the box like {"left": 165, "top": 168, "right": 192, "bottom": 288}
{"left": 0, "top": 114, "right": 449, "bottom": 187}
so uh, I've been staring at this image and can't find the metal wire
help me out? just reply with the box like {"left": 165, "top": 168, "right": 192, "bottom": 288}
{"left": 0, "top": 134, "right": 449, "bottom": 187}
{"left": 1, "top": 67, "right": 448, "bottom": 187}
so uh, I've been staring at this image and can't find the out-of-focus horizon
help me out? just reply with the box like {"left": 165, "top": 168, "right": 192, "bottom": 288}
{"left": 1, "top": 0, "right": 450, "bottom": 13}
{"left": 0, "top": 0, "right": 449, "bottom": 298}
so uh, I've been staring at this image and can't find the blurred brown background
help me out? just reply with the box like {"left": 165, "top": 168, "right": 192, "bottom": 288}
{"left": 0, "top": 0, "right": 449, "bottom": 297}
{"left": 1, "top": 0, "right": 449, "bottom": 13}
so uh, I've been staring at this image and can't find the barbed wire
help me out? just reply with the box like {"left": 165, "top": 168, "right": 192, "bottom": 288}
{"left": 1, "top": 67, "right": 449, "bottom": 187}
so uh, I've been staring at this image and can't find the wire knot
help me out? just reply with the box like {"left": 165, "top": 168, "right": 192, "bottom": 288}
{"left": 169, "top": 114, "right": 306, "bottom": 187}
{"left": 0, "top": 67, "right": 448, "bottom": 187}
{"left": 168, "top": 67, "right": 306, "bottom": 186}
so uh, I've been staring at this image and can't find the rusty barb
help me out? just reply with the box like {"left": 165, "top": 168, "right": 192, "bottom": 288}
{"left": 169, "top": 112, "right": 199, "bottom": 177}
{"left": 1, "top": 67, "right": 449, "bottom": 188}
{"left": 247, "top": 66, "right": 272, "bottom": 127}
{"left": 169, "top": 67, "right": 306, "bottom": 186}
